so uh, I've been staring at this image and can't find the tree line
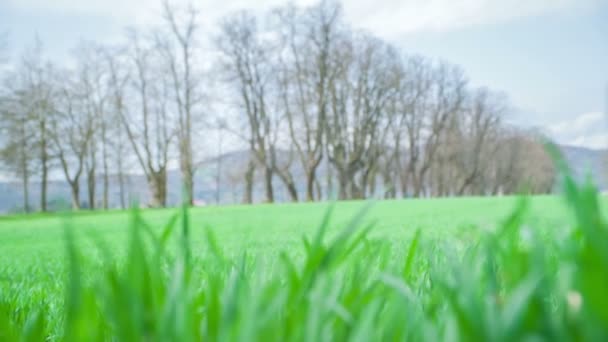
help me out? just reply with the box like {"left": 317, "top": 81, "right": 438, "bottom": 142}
{"left": 0, "top": 0, "right": 555, "bottom": 212}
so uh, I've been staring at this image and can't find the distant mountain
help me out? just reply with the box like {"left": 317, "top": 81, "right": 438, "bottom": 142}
{"left": 0, "top": 150, "right": 305, "bottom": 213}
{"left": 559, "top": 145, "right": 607, "bottom": 189}
{"left": 0, "top": 145, "right": 605, "bottom": 213}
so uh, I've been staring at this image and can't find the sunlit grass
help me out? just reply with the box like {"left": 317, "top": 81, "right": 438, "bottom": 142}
{"left": 1, "top": 174, "right": 608, "bottom": 340}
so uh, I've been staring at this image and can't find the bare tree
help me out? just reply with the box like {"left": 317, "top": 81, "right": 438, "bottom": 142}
{"left": 24, "top": 40, "right": 56, "bottom": 212}
{"left": 271, "top": 140, "right": 299, "bottom": 202}
{"left": 51, "top": 72, "right": 95, "bottom": 210}
{"left": 224, "top": 157, "right": 249, "bottom": 204}
{"left": 159, "top": 0, "right": 202, "bottom": 206}
{"left": 386, "top": 56, "right": 432, "bottom": 197}
{"left": 0, "top": 1, "right": 560, "bottom": 211}
{"left": 0, "top": 38, "right": 57, "bottom": 212}
{"left": 0, "top": 86, "right": 35, "bottom": 212}
{"left": 214, "top": 120, "right": 226, "bottom": 205}
{"left": 216, "top": 12, "right": 279, "bottom": 203}
{"left": 117, "top": 30, "right": 175, "bottom": 207}
{"left": 518, "top": 133, "right": 555, "bottom": 193}
{"left": 326, "top": 33, "right": 398, "bottom": 199}
{"left": 242, "top": 157, "right": 256, "bottom": 204}
{"left": 70, "top": 42, "right": 111, "bottom": 209}
{"left": 19, "top": 39, "right": 55, "bottom": 211}
{"left": 399, "top": 60, "right": 467, "bottom": 197}
{"left": 103, "top": 47, "right": 131, "bottom": 209}
{"left": 452, "top": 88, "right": 504, "bottom": 195}
{"left": 487, "top": 128, "right": 554, "bottom": 195}
{"left": 275, "top": 0, "right": 342, "bottom": 201}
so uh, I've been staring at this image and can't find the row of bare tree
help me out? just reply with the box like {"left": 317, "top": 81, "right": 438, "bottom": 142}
{"left": 0, "top": 1, "right": 555, "bottom": 212}
{"left": 0, "top": 2, "right": 203, "bottom": 211}
{"left": 214, "top": 1, "right": 555, "bottom": 203}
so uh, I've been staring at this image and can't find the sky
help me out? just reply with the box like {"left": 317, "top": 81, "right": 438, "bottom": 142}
{"left": 1, "top": 0, "right": 607, "bottom": 149}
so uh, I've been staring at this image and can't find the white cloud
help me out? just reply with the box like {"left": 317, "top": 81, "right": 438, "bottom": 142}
{"left": 347, "top": 0, "right": 599, "bottom": 36}
{"left": 5, "top": 0, "right": 315, "bottom": 29}
{"left": 548, "top": 111, "right": 608, "bottom": 149}
{"left": 6, "top": 0, "right": 599, "bottom": 35}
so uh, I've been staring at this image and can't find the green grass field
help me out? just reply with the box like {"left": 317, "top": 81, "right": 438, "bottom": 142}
{"left": 1, "top": 177, "right": 608, "bottom": 341}
{"left": 0, "top": 195, "right": 573, "bottom": 267}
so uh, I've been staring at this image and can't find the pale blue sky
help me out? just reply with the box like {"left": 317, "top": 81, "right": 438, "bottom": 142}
{"left": 1, "top": 0, "right": 607, "bottom": 148}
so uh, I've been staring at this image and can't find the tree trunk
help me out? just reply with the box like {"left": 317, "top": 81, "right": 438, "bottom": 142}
{"left": 314, "top": 178, "right": 322, "bottom": 201}
{"left": 457, "top": 179, "right": 472, "bottom": 196}
{"left": 337, "top": 169, "right": 349, "bottom": 200}
{"left": 70, "top": 182, "right": 80, "bottom": 210}
{"left": 87, "top": 167, "right": 96, "bottom": 210}
{"left": 115, "top": 118, "right": 127, "bottom": 209}
{"left": 149, "top": 171, "right": 167, "bottom": 208}
{"left": 326, "top": 161, "right": 334, "bottom": 200}
{"left": 180, "top": 140, "right": 194, "bottom": 206}
{"left": 102, "top": 142, "right": 110, "bottom": 210}
{"left": 368, "top": 171, "right": 377, "bottom": 198}
{"left": 263, "top": 167, "right": 274, "bottom": 203}
{"left": 304, "top": 156, "right": 323, "bottom": 202}
{"left": 103, "top": 171, "right": 109, "bottom": 210}
{"left": 182, "top": 164, "right": 194, "bottom": 206}
{"left": 215, "top": 159, "right": 222, "bottom": 205}
{"left": 305, "top": 168, "right": 316, "bottom": 202}
{"left": 382, "top": 167, "right": 396, "bottom": 199}
{"left": 117, "top": 148, "right": 126, "bottom": 209}
{"left": 277, "top": 171, "right": 298, "bottom": 203}
{"left": 22, "top": 173, "right": 30, "bottom": 213}
{"left": 18, "top": 120, "right": 30, "bottom": 213}
{"left": 118, "top": 170, "right": 126, "bottom": 209}
{"left": 350, "top": 182, "right": 364, "bottom": 200}
{"left": 413, "top": 167, "right": 425, "bottom": 198}
{"left": 40, "top": 162, "right": 47, "bottom": 212}
{"left": 40, "top": 120, "right": 48, "bottom": 212}
{"left": 361, "top": 165, "right": 376, "bottom": 199}
{"left": 242, "top": 160, "right": 255, "bottom": 204}
{"left": 400, "top": 170, "right": 409, "bottom": 198}
{"left": 413, "top": 181, "right": 423, "bottom": 197}
{"left": 400, "top": 158, "right": 414, "bottom": 198}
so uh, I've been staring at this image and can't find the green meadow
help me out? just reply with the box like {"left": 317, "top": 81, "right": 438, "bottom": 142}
{"left": 1, "top": 177, "right": 608, "bottom": 340}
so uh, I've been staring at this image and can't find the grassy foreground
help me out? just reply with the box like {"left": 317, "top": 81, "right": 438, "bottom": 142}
{"left": 1, "top": 176, "right": 608, "bottom": 340}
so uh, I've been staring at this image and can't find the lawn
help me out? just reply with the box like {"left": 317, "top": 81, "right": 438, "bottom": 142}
{"left": 1, "top": 190, "right": 607, "bottom": 340}
{"left": 0, "top": 196, "right": 569, "bottom": 294}
{"left": 0, "top": 195, "right": 570, "bottom": 267}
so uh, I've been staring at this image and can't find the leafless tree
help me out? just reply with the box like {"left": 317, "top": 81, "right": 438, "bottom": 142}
{"left": 275, "top": 0, "right": 342, "bottom": 201}
{"left": 216, "top": 12, "right": 279, "bottom": 203}
{"left": 0, "top": 38, "right": 57, "bottom": 212}
{"left": 214, "top": 120, "right": 227, "bottom": 205}
{"left": 159, "top": 0, "right": 202, "bottom": 206}
{"left": 103, "top": 47, "right": 131, "bottom": 209}
{"left": 326, "top": 33, "right": 399, "bottom": 199}
{"left": 486, "top": 128, "right": 554, "bottom": 195}
{"left": 452, "top": 88, "right": 505, "bottom": 195}
{"left": 0, "top": 85, "right": 35, "bottom": 212}
{"left": 519, "top": 134, "right": 555, "bottom": 193}
{"left": 0, "top": 0, "right": 560, "bottom": 211}
{"left": 242, "top": 158, "right": 256, "bottom": 204}
{"left": 224, "top": 158, "right": 248, "bottom": 204}
{"left": 69, "top": 42, "right": 111, "bottom": 209}
{"left": 399, "top": 60, "right": 467, "bottom": 197}
{"left": 117, "top": 30, "right": 175, "bottom": 207}
{"left": 386, "top": 56, "right": 432, "bottom": 197}
{"left": 19, "top": 39, "right": 56, "bottom": 211}
{"left": 50, "top": 71, "right": 96, "bottom": 210}
{"left": 26, "top": 41, "right": 56, "bottom": 211}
